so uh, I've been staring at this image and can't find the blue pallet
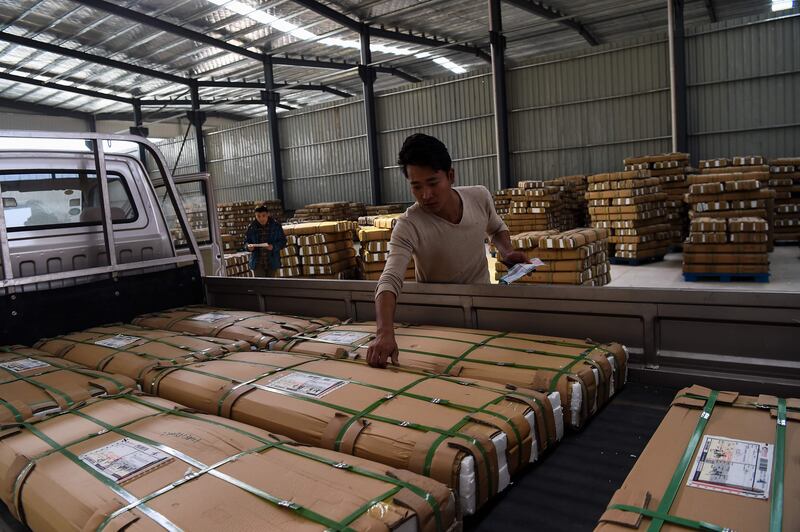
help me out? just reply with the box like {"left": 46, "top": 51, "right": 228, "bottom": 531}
{"left": 683, "top": 272, "right": 770, "bottom": 283}
{"left": 609, "top": 255, "right": 664, "bottom": 266}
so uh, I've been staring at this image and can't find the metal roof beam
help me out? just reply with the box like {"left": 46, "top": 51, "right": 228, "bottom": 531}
{"left": 0, "top": 31, "right": 189, "bottom": 85}
{"left": 0, "top": 96, "right": 92, "bottom": 120}
{"left": 503, "top": 0, "right": 599, "bottom": 46}
{"left": 289, "top": 0, "right": 491, "bottom": 61}
{"left": 72, "top": 0, "right": 383, "bottom": 71}
{"left": 196, "top": 79, "right": 352, "bottom": 97}
{"left": 0, "top": 71, "right": 133, "bottom": 104}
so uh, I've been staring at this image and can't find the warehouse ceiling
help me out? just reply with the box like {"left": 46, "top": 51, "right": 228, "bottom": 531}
{"left": 0, "top": 0, "right": 784, "bottom": 123}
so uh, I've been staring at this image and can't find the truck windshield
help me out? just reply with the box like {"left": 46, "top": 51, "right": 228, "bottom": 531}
{"left": 0, "top": 169, "right": 137, "bottom": 230}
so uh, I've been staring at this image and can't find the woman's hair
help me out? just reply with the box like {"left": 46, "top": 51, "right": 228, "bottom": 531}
{"left": 397, "top": 133, "right": 451, "bottom": 177}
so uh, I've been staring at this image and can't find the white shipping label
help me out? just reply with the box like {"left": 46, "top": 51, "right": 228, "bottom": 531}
{"left": 266, "top": 372, "right": 347, "bottom": 398}
{"left": 0, "top": 358, "right": 51, "bottom": 373}
{"left": 94, "top": 335, "right": 141, "bottom": 349}
{"left": 316, "top": 331, "right": 372, "bottom": 345}
{"left": 686, "top": 435, "right": 773, "bottom": 499}
{"left": 500, "top": 259, "right": 546, "bottom": 285}
{"left": 190, "top": 312, "right": 232, "bottom": 323}
{"left": 80, "top": 438, "right": 171, "bottom": 484}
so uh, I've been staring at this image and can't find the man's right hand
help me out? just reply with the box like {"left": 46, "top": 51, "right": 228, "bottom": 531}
{"left": 367, "top": 331, "right": 399, "bottom": 368}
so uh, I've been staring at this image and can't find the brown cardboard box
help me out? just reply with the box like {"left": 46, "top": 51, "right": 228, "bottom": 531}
{"left": 596, "top": 386, "right": 797, "bottom": 532}
{"left": 0, "top": 394, "right": 459, "bottom": 532}
{"left": 140, "top": 351, "right": 538, "bottom": 513}
{"left": 0, "top": 346, "right": 135, "bottom": 424}
{"left": 298, "top": 240, "right": 353, "bottom": 256}
{"left": 304, "top": 247, "right": 357, "bottom": 266}
{"left": 132, "top": 306, "right": 338, "bottom": 349}
{"left": 728, "top": 217, "right": 769, "bottom": 233}
{"left": 689, "top": 218, "right": 727, "bottom": 233}
{"left": 274, "top": 323, "right": 628, "bottom": 431}
{"left": 359, "top": 227, "right": 393, "bottom": 241}
{"left": 34, "top": 324, "right": 250, "bottom": 381}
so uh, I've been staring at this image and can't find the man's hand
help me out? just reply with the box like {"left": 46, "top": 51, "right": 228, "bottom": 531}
{"left": 266, "top": 243, "right": 273, "bottom": 251}
{"left": 500, "top": 250, "right": 529, "bottom": 266}
{"left": 367, "top": 331, "right": 399, "bottom": 368}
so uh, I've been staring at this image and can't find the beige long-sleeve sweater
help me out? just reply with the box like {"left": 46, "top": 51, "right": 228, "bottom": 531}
{"left": 375, "top": 185, "right": 508, "bottom": 298}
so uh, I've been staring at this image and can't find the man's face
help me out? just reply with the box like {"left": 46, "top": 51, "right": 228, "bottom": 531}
{"left": 406, "top": 165, "right": 455, "bottom": 214}
{"left": 255, "top": 212, "right": 269, "bottom": 225}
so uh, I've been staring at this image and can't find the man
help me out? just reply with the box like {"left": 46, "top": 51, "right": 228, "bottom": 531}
{"left": 367, "top": 133, "right": 529, "bottom": 368}
{"left": 245, "top": 204, "right": 287, "bottom": 277}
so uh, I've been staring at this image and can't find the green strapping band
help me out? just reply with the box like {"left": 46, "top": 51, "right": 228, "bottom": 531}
{"left": 608, "top": 504, "right": 728, "bottom": 531}
{"left": 0, "top": 397, "right": 24, "bottom": 423}
{"left": 67, "top": 410, "right": 358, "bottom": 532}
{"left": 119, "top": 394, "right": 444, "bottom": 531}
{"left": 0, "top": 349, "right": 129, "bottom": 393}
{"left": 769, "top": 398, "right": 786, "bottom": 532}
{"left": 11, "top": 413, "right": 181, "bottom": 531}
{"left": 648, "top": 390, "right": 719, "bottom": 532}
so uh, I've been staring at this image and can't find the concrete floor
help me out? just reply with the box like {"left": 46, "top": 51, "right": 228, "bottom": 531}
{"left": 608, "top": 245, "right": 800, "bottom": 292}
{"left": 488, "top": 245, "right": 800, "bottom": 292}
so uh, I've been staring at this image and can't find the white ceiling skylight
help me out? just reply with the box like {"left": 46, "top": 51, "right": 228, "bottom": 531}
{"left": 772, "top": 0, "right": 794, "bottom": 11}
{"left": 206, "top": 0, "right": 469, "bottom": 74}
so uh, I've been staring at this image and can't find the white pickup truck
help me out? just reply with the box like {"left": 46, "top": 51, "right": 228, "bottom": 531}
{"left": 0, "top": 130, "right": 797, "bottom": 532}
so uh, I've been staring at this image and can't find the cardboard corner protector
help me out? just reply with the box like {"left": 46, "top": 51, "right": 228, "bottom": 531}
{"left": 599, "top": 489, "right": 652, "bottom": 529}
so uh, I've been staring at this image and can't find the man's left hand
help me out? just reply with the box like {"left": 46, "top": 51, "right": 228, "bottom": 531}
{"left": 500, "top": 250, "right": 529, "bottom": 266}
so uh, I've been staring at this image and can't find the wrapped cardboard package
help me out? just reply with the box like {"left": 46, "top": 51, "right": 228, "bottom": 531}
{"left": 140, "top": 351, "right": 542, "bottom": 514}
{"left": 597, "top": 386, "right": 798, "bottom": 532}
{"left": 0, "top": 394, "right": 459, "bottom": 532}
{"left": 274, "top": 323, "right": 628, "bottom": 430}
{"left": 34, "top": 324, "right": 250, "bottom": 381}
{"left": 0, "top": 346, "right": 135, "bottom": 424}
{"left": 132, "top": 306, "right": 339, "bottom": 349}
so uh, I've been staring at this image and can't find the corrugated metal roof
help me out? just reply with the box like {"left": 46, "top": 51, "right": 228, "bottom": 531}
{"left": 0, "top": 0, "right": 787, "bottom": 122}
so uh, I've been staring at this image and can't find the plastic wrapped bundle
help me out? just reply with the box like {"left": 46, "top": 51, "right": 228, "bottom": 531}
{"left": 0, "top": 393, "right": 460, "bottom": 532}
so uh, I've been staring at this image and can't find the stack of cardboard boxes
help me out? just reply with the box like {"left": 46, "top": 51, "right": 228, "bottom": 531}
{"left": 552, "top": 175, "right": 589, "bottom": 228}
{"left": 682, "top": 158, "right": 774, "bottom": 280}
{"left": 291, "top": 202, "right": 352, "bottom": 222}
{"left": 217, "top": 200, "right": 283, "bottom": 252}
{"left": 769, "top": 157, "right": 800, "bottom": 242}
{"left": 276, "top": 240, "right": 301, "bottom": 278}
{"left": 624, "top": 153, "right": 691, "bottom": 246}
{"left": 505, "top": 180, "right": 565, "bottom": 233}
{"left": 284, "top": 221, "right": 358, "bottom": 279}
{"left": 586, "top": 171, "right": 671, "bottom": 264}
{"left": 365, "top": 204, "right": 405, "bottom": 216}
{"left": 358, "top": 225, "right": 415, "bottom": 281}
{"left": 495, "top": 228, "right": 611, "bottom": 286}
{"left": 223, "top": 252, "right": 253, "bottom": 277}
{"left": 691, "top": 156, "right": 775, "bottom": 250}
{"left": 494, "top": 189, "right": 512, "bottom": 216}
{"left": 348, "top": 202, "right": 367, "bottom": 220}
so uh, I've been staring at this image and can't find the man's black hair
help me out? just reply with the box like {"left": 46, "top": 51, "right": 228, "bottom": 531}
{"left": 397, "top": 133, "right": 452, "bottom": 177}
{"left": 254, "top": 204, "right": 270, "bottom": 214}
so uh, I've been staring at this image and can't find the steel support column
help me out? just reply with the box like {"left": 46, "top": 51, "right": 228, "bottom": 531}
{"left": 131, "top": 98, "right": 148, "bottom": 167}
{"left": 360, "top": 25, "right": 382, "bottom": 205}
{"left": 668, "top": 0, "right": 688, "bottom": 153}
{"left": 188, "top": 83, "right": 207, "bottom": 172}
{"left": 263, "top": 57, "right": 285, "bottom": 209}
{"left": 489, "top": 0, "right": 511, "bottom": 190}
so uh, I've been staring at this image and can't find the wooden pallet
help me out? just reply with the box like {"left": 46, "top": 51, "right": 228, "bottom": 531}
{"left": 683, "top": 272, "right": 770, "bottom": 283}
